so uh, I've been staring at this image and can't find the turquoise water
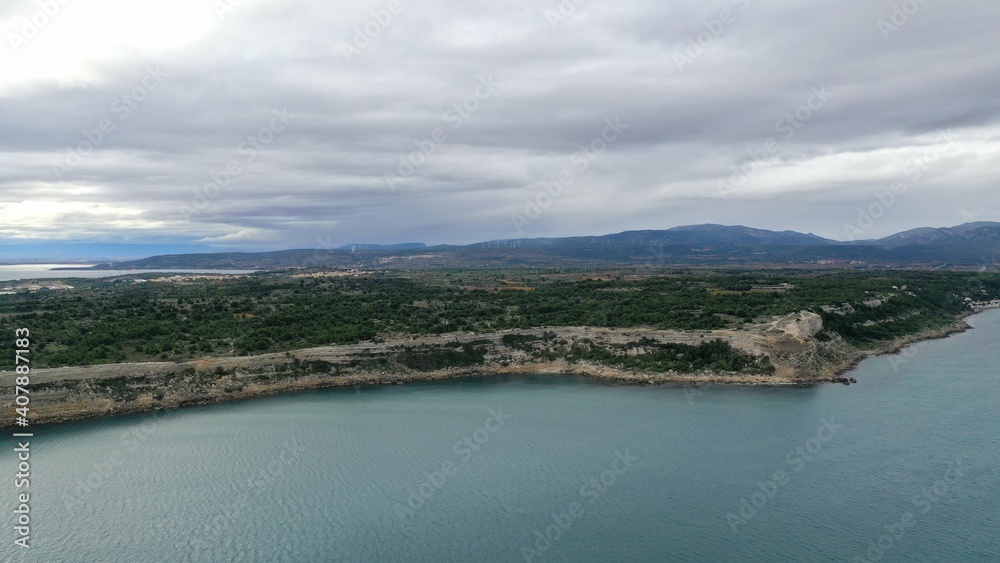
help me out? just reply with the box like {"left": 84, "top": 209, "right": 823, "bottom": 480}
{"left": 3, "top": 310, "right": 999, "bottom": 562}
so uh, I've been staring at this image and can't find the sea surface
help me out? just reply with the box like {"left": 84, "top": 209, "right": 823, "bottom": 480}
{"left": 0, "top": 264, "right": 257, "bottom": 283}
{"left": 3, "top": 310, "right": 999, "bottom": 562}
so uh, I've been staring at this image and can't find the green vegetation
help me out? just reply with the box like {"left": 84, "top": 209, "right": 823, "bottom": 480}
{"left": 396, "top": 342, "right": 488, "bottom": 371}
{"left": 566, "top": 338, "right": 774, "bottom": 375}
{"left": 2, "top": 269, "right": 998, "bottom": 370}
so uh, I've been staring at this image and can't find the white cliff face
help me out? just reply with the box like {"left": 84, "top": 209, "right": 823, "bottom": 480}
{"left": 773, "top": 311, "right": 824, "bottom": 340}
{"left": 743, "top": 311, "right": 828, "bottom": 379}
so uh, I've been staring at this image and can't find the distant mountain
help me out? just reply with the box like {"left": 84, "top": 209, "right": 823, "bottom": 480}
{"left": 644, "top": 224, "right": 836, "bottom": 246}
{"left": 338, "top": 243, "right": 427, "bottom": 251}
{"left": 871, "top": 222, "right": 1000, "bottom": 248}
{"left": 476, "top": 224, "right": 836, "bottom": 249}
{"left": 82, "top": 222, "right": 1000, "bottom": 271}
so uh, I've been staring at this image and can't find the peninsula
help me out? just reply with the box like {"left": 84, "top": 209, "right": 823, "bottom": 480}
{"left": 2, "top": 267, "right": 998, "bottom": 426}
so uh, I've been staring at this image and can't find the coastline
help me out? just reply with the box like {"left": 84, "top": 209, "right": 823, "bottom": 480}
{"left": 2, "top": 309, "right": 991, "bottom": 428}
{"left": 819, "top": 312, "right": 975, "bottom": 379}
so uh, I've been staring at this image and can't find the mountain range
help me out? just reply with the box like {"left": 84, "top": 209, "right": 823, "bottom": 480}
{"left": 69, "top": 222, "right": 1000, "bottom": 270}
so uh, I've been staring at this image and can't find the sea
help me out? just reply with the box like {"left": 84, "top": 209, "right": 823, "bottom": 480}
{"left": 2, "top": 310, "right": 998, "bottom": 562}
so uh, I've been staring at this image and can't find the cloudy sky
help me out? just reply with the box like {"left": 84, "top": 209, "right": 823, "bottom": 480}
{"left": 1, "top": 0, "right": 998, "bottom": 250}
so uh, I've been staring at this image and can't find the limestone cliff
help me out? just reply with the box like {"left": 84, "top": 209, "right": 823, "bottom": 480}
{"left": 0, "top": 311, "right": 971, "bottom": 426}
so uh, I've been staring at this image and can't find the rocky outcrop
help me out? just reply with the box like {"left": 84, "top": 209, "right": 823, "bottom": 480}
{"left": 0, "top": 311, "right": 973, "bottom": 426}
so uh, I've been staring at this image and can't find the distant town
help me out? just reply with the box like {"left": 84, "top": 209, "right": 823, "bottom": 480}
{"left": 0, "top": 281, "right": 74, "bottom": 294}
{"left": 970, "top": 299, "right": 1000, "bottom": 310}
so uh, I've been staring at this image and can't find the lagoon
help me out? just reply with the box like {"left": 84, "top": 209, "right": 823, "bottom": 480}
{"left": 0, "top": 264, "right": 257, "bottom": 283}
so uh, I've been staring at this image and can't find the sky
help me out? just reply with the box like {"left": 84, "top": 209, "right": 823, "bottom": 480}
{"left": 1, "top": 0, "right": 998, "bottom": 251}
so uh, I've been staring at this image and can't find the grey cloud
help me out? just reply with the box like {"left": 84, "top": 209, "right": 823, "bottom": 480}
{"left": 1, "top": 0, "right": 998, "bottom": 249}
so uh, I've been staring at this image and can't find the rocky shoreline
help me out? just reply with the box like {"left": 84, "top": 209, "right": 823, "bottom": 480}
{"left": 0, "top": 311, "right": 979, "bottom": 427}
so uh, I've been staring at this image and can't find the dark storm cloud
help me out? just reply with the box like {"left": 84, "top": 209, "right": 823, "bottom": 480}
{"left": 0, "top": 0, "right": 998, "bottom": 249}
